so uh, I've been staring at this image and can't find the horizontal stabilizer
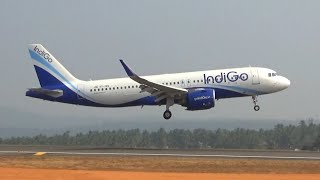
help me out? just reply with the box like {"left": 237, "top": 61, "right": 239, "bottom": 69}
{"left": 27, "top": 88, "right": 63, "bottom": 98}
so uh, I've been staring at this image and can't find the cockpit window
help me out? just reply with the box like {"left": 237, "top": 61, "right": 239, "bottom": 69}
{"left": 268, "top": 73, "right": 277, "bottom": 77}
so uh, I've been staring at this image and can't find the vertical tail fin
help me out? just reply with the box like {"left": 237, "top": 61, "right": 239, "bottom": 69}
{"left": 28, "top": 44, "right": 79, "bottom": 88}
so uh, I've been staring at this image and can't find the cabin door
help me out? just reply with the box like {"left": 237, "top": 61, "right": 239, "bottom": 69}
{"left": 251, "top": 68, "right": 260, "bottom": 85}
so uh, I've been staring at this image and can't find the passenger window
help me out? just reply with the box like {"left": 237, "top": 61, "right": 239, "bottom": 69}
{"left": 90, "top": 89, "right": 92, "bottom": 92}
{"left": 105, "top": 88, "right": 108, "bottom": 91}
{"left": 197, "top": 80, "right": 199, "bottom": 83}
{"left": 109, "top": 88, "right": 111, "bottom": 90}
{"left": 173, "top": 82, "right": 176, "bottom": 85}
{"left": 177, "top": 82, "right": 179, "bottom": 85}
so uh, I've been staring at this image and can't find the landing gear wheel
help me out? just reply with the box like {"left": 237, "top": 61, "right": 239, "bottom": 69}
{"left": 163, "top": 110, "right": 172, "bottom": 120}
{"left": 252, "top": 96, "right": 260, "bottom": 111}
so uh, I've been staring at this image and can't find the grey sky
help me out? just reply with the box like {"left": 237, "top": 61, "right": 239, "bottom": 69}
{"left": 1, "top": 0, "right": 319, "bottom": 130}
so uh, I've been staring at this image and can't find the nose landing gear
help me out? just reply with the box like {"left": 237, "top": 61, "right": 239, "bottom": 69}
{"left": 254, "top": 105, "right": 260, "bottom": 111}
{"left": 252, "top": 96, "right": 260, "bottom": 111}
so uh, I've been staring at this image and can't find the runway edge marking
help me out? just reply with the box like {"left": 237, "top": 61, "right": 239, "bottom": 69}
{"left": 34, "top": 152, "right": 47, "bottom": 156}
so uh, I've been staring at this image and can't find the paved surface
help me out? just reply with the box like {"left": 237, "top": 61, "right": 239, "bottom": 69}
{"left": 0, "top": 145, "right": 319, "bottom": 160}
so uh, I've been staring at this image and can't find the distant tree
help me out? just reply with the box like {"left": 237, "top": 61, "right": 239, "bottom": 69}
{"left": 1, "top": 119, "right": 319, "bottom": 151}
{"left": 193, "top": 128, "right": 210, "bottom": 148}
{"left": 139, "top": 130, "right": 151, "bottom": 147}
{"left": 313, "top": 134, "right": 320, "bottom": 150}
{"left": 157, "top": 128, "right": 167, "bottom": 148}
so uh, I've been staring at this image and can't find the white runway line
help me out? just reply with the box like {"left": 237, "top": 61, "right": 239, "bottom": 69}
{"left": 0, "top": 150, "right": 320, "bottom": 160}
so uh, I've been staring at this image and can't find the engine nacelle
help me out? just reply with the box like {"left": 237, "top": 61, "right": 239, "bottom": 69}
{"left": 185, "top": 88, "right": 215, "bottom": 111}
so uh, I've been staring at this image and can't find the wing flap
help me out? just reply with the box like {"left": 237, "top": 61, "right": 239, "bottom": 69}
{"left": 27, "top": 88, "right": 63, "bottom": 98}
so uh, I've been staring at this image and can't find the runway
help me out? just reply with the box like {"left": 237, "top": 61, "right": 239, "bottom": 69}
{"left": 1, "top": 145, "right": 320, "bottom": 177}
{"left": 0, "top": 145, "right": 319, "bottom": 160}
{"left": 1, "top": 150, "right": 320, "bottom": 160}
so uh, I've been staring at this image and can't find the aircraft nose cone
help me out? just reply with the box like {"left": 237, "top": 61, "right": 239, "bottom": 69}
{"left": 286, "top": 78, "right": 291, "bottom": 87}
{"left": 279, "top": 76, "right": 290, "bottom": 89}
{"left": 284, "top": 78, "right": 290, "bottom": 88}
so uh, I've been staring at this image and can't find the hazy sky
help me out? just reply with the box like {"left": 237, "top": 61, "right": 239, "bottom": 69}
{"left": 1, "top": 0, "right": 319, "bottom": 129}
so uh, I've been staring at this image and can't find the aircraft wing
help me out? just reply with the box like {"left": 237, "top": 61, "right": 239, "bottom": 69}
{"left": 120, "top": 60, "right": 187, "bottom": 102}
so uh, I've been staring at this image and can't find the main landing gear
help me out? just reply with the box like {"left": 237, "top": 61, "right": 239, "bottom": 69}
{"left": 252, "top": 95, "right": 260, "bottom": 111}
{"left": 163, "top": 97, "right": 174, "bottom": 120}
{"left": 163, "top": 110, "right": 172, "bottom": 120}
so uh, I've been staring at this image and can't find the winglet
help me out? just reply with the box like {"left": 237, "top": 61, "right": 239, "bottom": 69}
{"left": 120, "top": 59, "right": 136, "bottom": 77}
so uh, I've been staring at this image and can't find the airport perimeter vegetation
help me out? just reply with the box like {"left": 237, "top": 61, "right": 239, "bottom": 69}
{"left": 1, "top": 120, "right": 320, "bottom": 151}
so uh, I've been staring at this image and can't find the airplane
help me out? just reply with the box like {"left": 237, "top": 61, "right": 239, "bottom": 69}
{"left": 26, "top": 44, "right": 290, "bottom": 120}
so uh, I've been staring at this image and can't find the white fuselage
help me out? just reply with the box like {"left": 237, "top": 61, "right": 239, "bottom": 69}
{"left": 77, "top": 67, "right": 289, "bottom": 106}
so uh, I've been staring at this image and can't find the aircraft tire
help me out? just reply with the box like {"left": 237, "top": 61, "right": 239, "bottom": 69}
{"left": 163, "top": 110, "right": 172, "bottom": 120}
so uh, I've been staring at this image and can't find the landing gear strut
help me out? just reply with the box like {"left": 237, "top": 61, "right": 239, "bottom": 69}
{"left": 163, "top": 97, "right": 174, "bottom": 120}
{"left": 252, "top": 96, "right": 260, "bottom": 111}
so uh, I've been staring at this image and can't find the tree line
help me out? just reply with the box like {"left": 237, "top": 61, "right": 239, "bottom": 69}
{"left": 1, "top": 120, "right": 320, "bottom": 150}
